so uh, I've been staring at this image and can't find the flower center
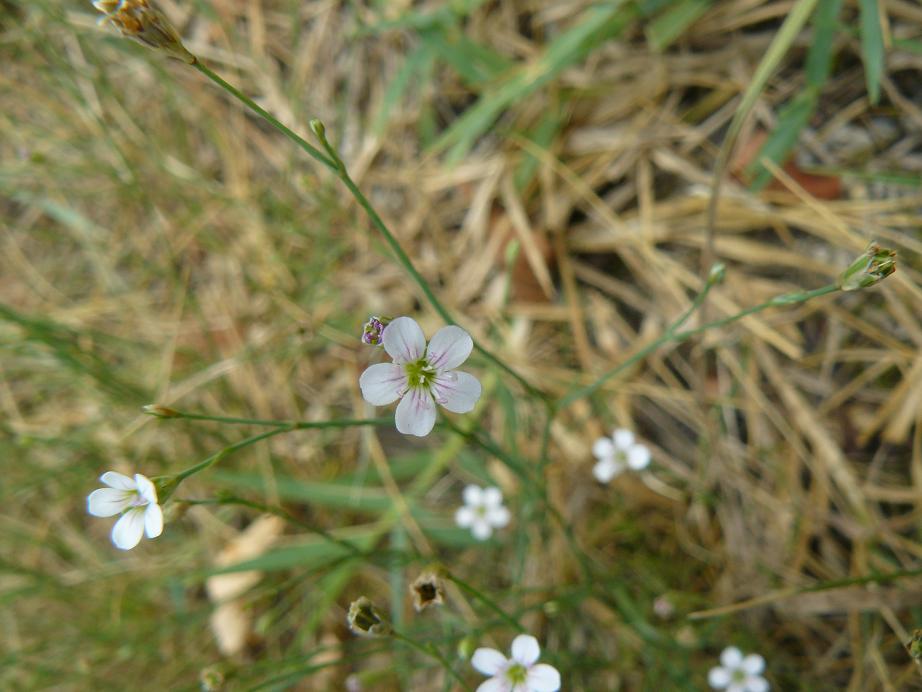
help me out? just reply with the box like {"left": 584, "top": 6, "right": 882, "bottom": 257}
{"left": 129, "top": 492, "right": 147, "bottom": 508}
{"left": 403, "top": 358, "right": 437, "bottom": 389}
{"left": 731, "top": 669, "right": 747, "bottom": 683}
{"left": 506, "top": 663, "right": 527, "bottom": 684}
{"left": 475, "top": 505, "right": 488, "bottom": 518}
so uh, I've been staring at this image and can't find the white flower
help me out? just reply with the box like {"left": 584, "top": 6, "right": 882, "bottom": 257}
{"left": 455, "top": 485, "right": 510, "bottom": 540}
{"left": 87, "top": 471, "right": 164, "bottom": 550}
{"left": 472, "top": 634, "right": 561, "bottom": 692}
{"left": 592, "top": 428, "right": 650, "bottom": 483}
{"left": 708, "top": 647, "right": 769, "bottom": 692}
{"left": 359, "top": 316, "right": 481, "bottom": 437}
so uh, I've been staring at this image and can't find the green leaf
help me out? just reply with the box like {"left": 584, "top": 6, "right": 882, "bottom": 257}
{"left": 646, "top": 0, "right": 713, "bottom": 52}
{"left": 747, "top": 88, "right": 818, "bottom": 190}
{"left": 858, "top": 0, "right": 885, "bottom": 104}
{"left": 805, "top": 0, "right": 842, "bottom": 87}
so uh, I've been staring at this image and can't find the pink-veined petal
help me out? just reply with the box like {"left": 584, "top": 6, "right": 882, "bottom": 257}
{"left": 382, "top": 316, "right": 426, "bottom": 364}
{"left": 592, "top": 459, "right": 621, "bottom": 483}
{"left": 612, "top": 428, "right": 634, "bottom": 450}
{"left": 708, "top": 666, "right": 731, "bottom": 689}
{"left": 510, "top": 635, "right": 540, "bottom": 667}
{"left": 455, "top": 506, "right": 476, "bottom": 528}
{"left": 482, "top": 486, "right": 503, "bottom": 508}
{"left": 432, "top": 371, "right": 481, "bottom": 413}
{"left": 487, "top": 505, "right": 510, "bottom": 529}
{"left": 627, "top": 444, "right": 651, "bottom": 470}
{"left": 463, "top": 484, "right": 484, "bottom": 506}
{"left": 360, "top": 363, "right": 407, "bottom": 405}
{"left": 745, "top": 676, "right": 769, "bottom": 692}
{"left": 591, "top": 437, "right": 614, "bottom": 461}
{"left": 527, "top": 663, "right": 561, "bottom": 692}
{"left": 111, "top": 507, "right": 146, "bottom": 550}
{"left": 144, "top": 503, "right": 163, "bottom": 538}
{"left": 426, "top": 325, "right": 473, "bottom": 370}
{"left": 471, "top": 648, "right": 508, "bottom": 676}
{"left": 720, "top": 647, "right": 743, "bottom": 668}
{"left": 470, "top": 519, "right": 493, "bottom": 540}
{"left": 741, "top": 654, "right": 765, "bottom": 676}
{"left": 134, "top": 473, "right": 157, "bottom": 505}
{"left": 100, "top": 471, "right": 136, "bottom": 490}
{"left": 477, "top": 678, "right": 512, "bottom": 692}
{"left": 87, "top": 488, "right": 133, "bottom": 517}
{"left": 394, "top": 387, "right": 436, "bottom": 437}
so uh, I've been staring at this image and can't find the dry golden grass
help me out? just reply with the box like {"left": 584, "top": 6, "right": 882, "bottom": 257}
{"left": 2, "top": 0, "right": 922, "bottom": 690}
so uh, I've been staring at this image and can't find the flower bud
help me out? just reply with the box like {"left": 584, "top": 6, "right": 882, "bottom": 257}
{"left": 409, "top": 568, "right": 446, "bottom": 612}
{"left": 142, "top": 404, "right": 181, "bottom": 418}
{"left": 93, "top": 0, "right": 195, "bottom": 64}
{"left": 837, "top": 242, "right": 896, "bottom": 291}
{"left": 361, "top": 316, "right": 390, "bottom": 346}
{"left": 346, "top": 597, "right": 390, "bottom": 637}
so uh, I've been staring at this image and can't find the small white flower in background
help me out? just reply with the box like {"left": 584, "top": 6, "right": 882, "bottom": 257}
{"left": 359, "top": 316, "right": 481, "bottom": 437}
{"left": 708, "top": 646, "right": 769, "bottom": 692}
{"left": 472, "top": 634, "right": 561, "bottom": 692}
{"left": 87, "top": 471, "right": 163, "bottom": 550}
{"left": 455, "top": 485, "right": 510, "bottom": 540}
{"left": 592, "top": 428, "right": 650, "bottom": 483}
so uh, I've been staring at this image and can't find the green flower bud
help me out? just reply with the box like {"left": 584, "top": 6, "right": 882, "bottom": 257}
{"left": 837, "top": 243, "right": 896, "bottom": 291}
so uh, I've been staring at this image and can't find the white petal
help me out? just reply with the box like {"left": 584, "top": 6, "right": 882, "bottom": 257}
{"left": 111, "top": 508, "right": 146, "bottom": 550}
{"left": 144, "top": 503, "right": 163, "bottom": 538}
{"left": 100, "top": 471, "right": 136, "bottom": 490}
{"left": 432, "top": 371, "right": 481, "bottom": 413}
{"left": 527, "top": 663, "right": 561, "bottom": 692}
{"left": 455, "top": 506, "right": 476, "bottom": 528}
{"left": 592, "top": 459, "right": 622, "bottom": 483}
{"left": 471, "top": 648, "right": 508, "bottom": 676}
{"left": 471, "top": 519, "right": 493, "bottom": 540}
{"left": 627, "top": 444, "right": 651, "bottom": 470}
{"left": 742, "top": 654, "right": 765, "bottom": 675}
{"left": 426, "top": 325, "right": 474, "bottom": 370}
{"left": 510, "top": 635, "right": 540, "bottom": 667}
{"left": 720, "top": 647, "right": 743, "bottom": 669}
{"left": 745, "top": 677, "right": 769, "bottom": 692}
{"left": 476, "top": 679, "right": 512, "bottom": 692}
{"left": 612, "top": 428, "right": 634, "bottom": 450}
{"left": 359, "top": 363, "right": 407, "bottom": 405}
{"left": 708, "top": 666, "right": 730, "bottom": 689}
{"left": 591, "top": 437, "right": 614, "bottom": 460}
{"left": 488, "top": 506, "right": 510, "bottom": 529}
{"left": 87, "top": 488, "right": 133, "bottom": 517}
{"left": 482, "top": 486, "right": 503, "bottom": 508}
{"left": 727, "top": 684, "right": 746, "bottom": 692}
{"left": 134, "top": 473, "right": 157, "bottom": 504}
{"left": 394, "top": 387, "right": 436, "bottom": 437}
{"left": 382, "top": 316, "right": 426, "bottom": 364}
{"left": 463, "top": 484, "right": 484, "bottom": 507}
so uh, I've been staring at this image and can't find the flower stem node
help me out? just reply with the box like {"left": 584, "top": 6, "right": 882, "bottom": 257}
{"left": 359, "top": 316, "right": 481, "bottom": 437}
{"left": 87, "top": 471, "right": 164, "bottom": 550}
{"left": 346, "top": 597, "right": 391, "bottom": 638}
{"left": 361, "top": 316, "right": 390, "bottom": 346}
{"left": 410, "top": 568, "right": 446, "bottom": 612}
{"left": 142, "top": 403, "right": 181, "bottom": 418}
{"left": 93, "top": 0, "right": 195, "bottom": 64}
{"left": 837, "top": 242, "right": 896, "bottom": 291}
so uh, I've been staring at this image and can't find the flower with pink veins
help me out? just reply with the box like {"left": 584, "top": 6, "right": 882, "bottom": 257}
{"left": 471, "top": 634, "right": 561, "bottom": 692}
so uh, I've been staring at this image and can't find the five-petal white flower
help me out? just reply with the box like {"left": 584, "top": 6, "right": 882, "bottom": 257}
{"left": 592, "top": 428, "right": 651, "bottom": 483}
{"left": 708, "top": 646, "right": 769, "bottom": 692}
{"left": 359, "top": 316, "right": 481, "bottom": 437}
{"left": 472, "top": 634, "right": 561, "bottom": 692}
{"left": 87, "top": 471, "right": 164, "bottom": 550}
{"left": 455, "top": 485, "right": 510, "bottom": 541}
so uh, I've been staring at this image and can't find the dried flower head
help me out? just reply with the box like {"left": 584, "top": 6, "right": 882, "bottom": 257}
{"left": 837, "top": 242, "right": 896, "bottom": 291}
{"left": 410, "top": 569, "right": 446, "bottom": 612}
{"left": 93, "top": 0, "right": 195, "bottom": 64}
{"left": 346, "top": 597, "right": 390, "bottom": 637}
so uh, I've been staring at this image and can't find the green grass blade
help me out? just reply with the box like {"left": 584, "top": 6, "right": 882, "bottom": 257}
{"left": 747, "top": 87, "right": 818, "bottom": 190}
{"left": 805, "top": 0, "right": 842, "bottom": 86}
{"left": 858, "top": 0, "right": 885, "bottom": 104}
{"left": 646, "top": 0, "right": 713, "bottom": 52}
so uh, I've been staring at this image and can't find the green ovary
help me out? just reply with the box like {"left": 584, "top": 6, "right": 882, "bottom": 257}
{"left": 403, "top": 358, "right": 437, "bottom": 389}
{"left": 506, "top": 664, "right": 527, "bottom": 684}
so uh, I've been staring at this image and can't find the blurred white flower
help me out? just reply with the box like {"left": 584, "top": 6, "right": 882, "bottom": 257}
{"left": 472, "top": 634, "right": 560, "bottom": 692}
{"left": 592, "top": 428, "right": 650, "bottom": 483}
{"left": 708, "top": 646, "right": 769, "bottom": 692}
{"left": 87, "top": 471, "right": 163, "bottom": 550}
{"left": 455, "top": 485, "right": 510, "bottom": 540}
{"left": 359, "top": 316, "right": 481, "bottom": 437}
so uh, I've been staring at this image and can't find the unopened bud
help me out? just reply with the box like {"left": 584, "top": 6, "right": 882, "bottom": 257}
{"left": 142, "top": 404, "right": 181, "bottom": 418}
{"left": 361, "top": 316, "right": 390, "bottom": 346}
{"left": 93, "top": 0, "right": 195, "bottom": 64}
{"left": 346, "top": 597, "right": 390, "bottom": 637}
{"left": 707, "top": 262, "right": 727, "bottom": 286}
{"left": 309, "top": 119, "right": 326, "bottom": 139}
{"left": 837, "top": 242, "right": 896, "bottom": 291}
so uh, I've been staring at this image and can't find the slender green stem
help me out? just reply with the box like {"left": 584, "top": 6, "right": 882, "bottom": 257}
{"left": 391, "top": 630, "right": 470, "bottom": 690}
{"left": 446, "top": 573, "right": 525, "bottom": 632}
{"left": 193, "top": 60, "right": 338, "bottom": 173}
{"left": 147, "top": 407, "right": 391, "bottom": 430}
{"left": 558, "top": 282, "right": 840, "bottom": 409}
